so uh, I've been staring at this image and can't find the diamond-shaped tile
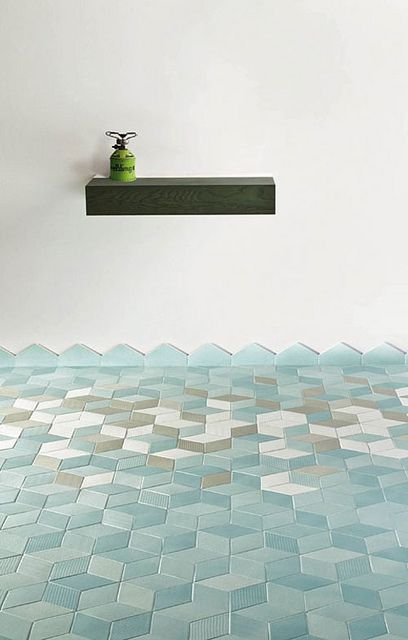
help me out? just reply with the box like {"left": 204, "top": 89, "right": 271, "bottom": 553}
{"left": 188, "top": 344, "right": 231, "bottom": 367}
{"left": 145, "top": 344, "right": 187, "bottom": 367}
{"left": 319, "top": 343, "right": 362, "bottom": 366}
{"left": 0, "top": 347, "right": 15, "bottom": 368}
{"left": 101, "top": 345, "right": 144, "bottom": 367}
{"left": 16, "top": 345, "right": 58, "bottom": 367}
{"left": 59, "top": 345, "right": 101, "bottom": 367}
{"left": 276, "top": 343, "right": 319, "bottom": 367}
{"left": 362, "top": 343, "right": 406, "bottom": 365}
{"left": 232, "top": 344, "right": 275, "bottom": 366}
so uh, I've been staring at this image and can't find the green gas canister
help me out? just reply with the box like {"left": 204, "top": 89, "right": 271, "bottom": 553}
{"left": 105, "top": 131, "right": 138, "bottom": 182}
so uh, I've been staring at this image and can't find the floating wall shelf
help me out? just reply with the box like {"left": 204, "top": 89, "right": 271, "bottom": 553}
{"left": 85, "top": 177, "right": 275, "bottom": 216}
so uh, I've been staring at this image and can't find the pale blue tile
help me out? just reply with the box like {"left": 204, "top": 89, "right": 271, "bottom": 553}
{"left": 101, "top": 344, "right": 144, "bottom": 367}
{"left": 59, "top": 344, "right": 101, "bottom": 367}
{"left": 363, "top": 343, "right": 406, "bottom": 365}
{"left": 276, "top": 343, "right": 319, "bottom": 367}
{"left": 348, "top": 613, "right": 387, "bottom": 640}
{"left": 188, "top": 344, "right": 231, "bottom": 367}
{"left": 16, "top": 344, "right": 58, "bottom": 367}
{"left": 232, "top": 344, "right": 275, "bottom": 366}
{"left": 0, "top": 347, "right": 15, "bottom": 368}
{"left": 319, "top": 343, "right": 362, "bottom": 366}
{"left": 145, "top": 344, "right": 187, "bottom": 367}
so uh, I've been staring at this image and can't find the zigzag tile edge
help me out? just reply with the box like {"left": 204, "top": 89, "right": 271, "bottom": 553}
{"left": 0, "top": 342, "right": 407, "bottom": 366}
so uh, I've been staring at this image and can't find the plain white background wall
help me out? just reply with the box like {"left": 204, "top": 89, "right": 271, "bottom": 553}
{"left": 1, "top": 0, "right": 408, "bottom": 355}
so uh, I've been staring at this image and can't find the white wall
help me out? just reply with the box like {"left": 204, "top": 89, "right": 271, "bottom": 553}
{"left": 1, "top": 0, "right": 408, "bottom": 355}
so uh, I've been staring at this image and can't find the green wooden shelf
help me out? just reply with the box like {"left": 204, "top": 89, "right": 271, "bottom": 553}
{"left": 85, "top": 177, "right": 275, "bottom": 216}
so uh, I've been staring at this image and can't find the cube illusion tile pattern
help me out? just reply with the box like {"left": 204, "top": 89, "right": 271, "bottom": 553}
{"left": 2, "top": 363, "right": 408, "bottom": 638}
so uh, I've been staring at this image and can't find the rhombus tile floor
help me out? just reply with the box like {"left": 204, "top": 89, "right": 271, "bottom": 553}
{"left": 1, "top": 364, "right": 408, "bottom": 639}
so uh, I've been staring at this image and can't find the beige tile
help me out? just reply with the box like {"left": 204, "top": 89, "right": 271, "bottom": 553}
{"left": 179, "top": 433, "right": 231, "bottom": 453}
{"left": 80, "top": 433, "right": 124, "bottom": 453}
{"left": 148, "top": 448, "right": 202, "bottom": 471}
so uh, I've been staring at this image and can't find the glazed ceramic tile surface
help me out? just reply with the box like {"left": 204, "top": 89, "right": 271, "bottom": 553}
{"left": 1, "top": 359, "right": 408, "bottom": 638}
